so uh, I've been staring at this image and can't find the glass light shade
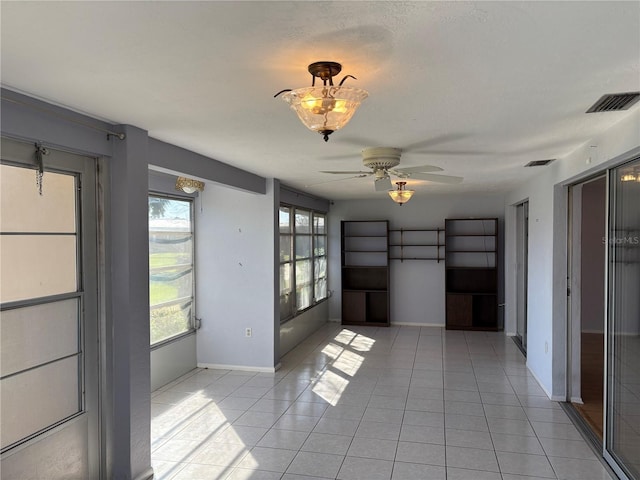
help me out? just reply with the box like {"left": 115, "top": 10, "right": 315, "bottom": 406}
{"left": 175, "top": 177, "right": 204, "bottom": 194}
{"left": 388, "top": 189, "right": 415, "bottom": 205}
{"left": 282, "top": 86, "right": 368, "bottom": 135}
{"left": 620, "top": 173, "right": 638, "bottom": 182}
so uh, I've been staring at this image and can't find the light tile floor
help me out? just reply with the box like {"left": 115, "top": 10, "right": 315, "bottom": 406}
{"left": 151, "top": 324, "right": 616, "bottom": 480}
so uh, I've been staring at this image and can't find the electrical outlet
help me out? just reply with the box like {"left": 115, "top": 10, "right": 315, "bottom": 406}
{"left": 245, "top": 328, "right": 252, "bottom": 337}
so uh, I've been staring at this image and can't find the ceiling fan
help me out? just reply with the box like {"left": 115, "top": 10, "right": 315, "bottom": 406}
{"left": 319, "top": 147, "right": 463, "bottom": 191}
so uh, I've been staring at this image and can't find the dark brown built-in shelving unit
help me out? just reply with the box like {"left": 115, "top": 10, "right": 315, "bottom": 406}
{"left": 445, "top": 218, "right": 499, "bottom": 330}
{"left": 341, "top": 220, "right": 390, "bottom": 326}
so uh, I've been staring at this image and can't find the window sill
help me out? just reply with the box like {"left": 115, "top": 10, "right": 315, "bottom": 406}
{"left": 151, "top": 329, "right": 196, "bottom": 351}
{"left": 280, "top": 297, "right": 328, "bottom": 325}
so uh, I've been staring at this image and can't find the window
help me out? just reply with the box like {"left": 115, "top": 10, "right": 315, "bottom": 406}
{"left": 149, "top": 195, "right": 195, "bottom": 345}
{"left": 279, "top": 205, "right": 327, "bottom": 322}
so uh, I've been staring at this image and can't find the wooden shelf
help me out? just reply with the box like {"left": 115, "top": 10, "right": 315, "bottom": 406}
{"left": 388, "top": 227, "right": 444, "bottom": 263}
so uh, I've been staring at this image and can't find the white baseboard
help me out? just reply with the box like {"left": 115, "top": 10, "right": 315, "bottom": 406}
{"left": 198, "top": 363, "right": 279, "bottom": 373}
{"left": 526, "top": 363, "right": 556, "bottom": 400}
{"left": 329, "top": 317, "right": 341, "bottom": 323}
{"left": 570, "top": 396, "right": 584, "bottom": 404}
{"left": 505, "top": 331, "right": 516, "bottom": 337}
{"left": 391, "top": 322, "right": 445, "bottom": 327}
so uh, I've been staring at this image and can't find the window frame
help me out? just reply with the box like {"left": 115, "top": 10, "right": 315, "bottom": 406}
{"left": 149, "top": 192, "right": 196, "bottom": 348}
{"left": 279, "top": 204, "right": 328, "bottom": 323}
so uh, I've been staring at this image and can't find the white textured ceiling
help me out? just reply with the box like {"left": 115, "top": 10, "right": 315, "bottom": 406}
{"left": 1, "top": 1, "right": 639, "bottom": 199}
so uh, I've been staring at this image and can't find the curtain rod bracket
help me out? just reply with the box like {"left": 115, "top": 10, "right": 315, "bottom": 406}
{"left": 107, "top": 132, "right": 126, "bottom": 141}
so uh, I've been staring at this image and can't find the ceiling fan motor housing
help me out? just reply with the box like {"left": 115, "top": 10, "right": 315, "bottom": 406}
{"left": 362, "top": 147, "right": 402, "bottom": 170}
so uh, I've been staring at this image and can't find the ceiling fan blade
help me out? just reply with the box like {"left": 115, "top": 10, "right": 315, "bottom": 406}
{"left": 410, "top": 173, "right": 463, "bottom": 184}
{"left": 320, "top": 170, "right": 373, "bottom": 175}
{"left": 391, "top": 165, "right": 443, "bottom": 174}
{"left": 305, "top": 174, "right": 369, "bottom": 187}
{"left": 374, "top": 176, "right": 392, "bottom": 191}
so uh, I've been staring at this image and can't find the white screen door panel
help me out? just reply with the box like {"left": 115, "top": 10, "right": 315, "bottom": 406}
{"left": 0, "top": 138, "right": 100, "bottom": 479}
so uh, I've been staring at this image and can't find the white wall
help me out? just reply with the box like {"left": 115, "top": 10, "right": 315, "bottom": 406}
{"left": 504, "top": 109, "right": 640, "bottom": 399}
{"left": 329, "top": 193, "right": 505, "bottom": 326}
{"left": 195, "top": 180, "right": 277, "bottom": 370}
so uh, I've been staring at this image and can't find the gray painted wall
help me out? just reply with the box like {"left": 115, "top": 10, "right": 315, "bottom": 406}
{"left": 109, "top": 125, "right": 152, "bottom": 480}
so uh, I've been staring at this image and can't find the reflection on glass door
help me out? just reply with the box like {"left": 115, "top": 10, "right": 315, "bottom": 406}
{"left": 606, "top": 157, "right": 640, "bottom": 479}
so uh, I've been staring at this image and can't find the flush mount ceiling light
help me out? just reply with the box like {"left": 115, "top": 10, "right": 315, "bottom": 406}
{"left": 175, "top": 176, "right": 205, "bottom": 194}
{"left": 275, "top": 61, "right": 368, "bottom": 142}
{"left": 388, "top": 181, "right": 415, "bottom": 206}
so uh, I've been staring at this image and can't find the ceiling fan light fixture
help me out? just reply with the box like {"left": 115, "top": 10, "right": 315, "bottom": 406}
{"left": 276, "top": 61, "right": 368, "bottom": 142}
{"left": 175, "top": 176, "right": 205, "bottom": 194}
{"left": 620, "top": 167, "right": 640, "bottom": 183}
{"left": 388, "top": 181, "right": 415, "bottom": 206}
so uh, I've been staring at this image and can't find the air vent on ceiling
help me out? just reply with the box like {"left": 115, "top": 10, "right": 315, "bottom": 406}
{"left": 525, "top": 159, "right": 555, "bottom": 167}
{"left": 586, "top": 92, "right": 640, "bottom": 113}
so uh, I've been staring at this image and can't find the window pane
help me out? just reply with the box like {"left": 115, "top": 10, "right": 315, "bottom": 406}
{"left": 280, "top": 293, "right": 293, "bottom": 321}
{"left": 1, "top": 356, "right": 79, "bottom": 450}
{"left": 149, "top": 234, "right": 193, "bottom": 268}
{"left": 314, "top": 278, "right": 327, "bottom": 300}
{"left": 295, "top": 210, "right": 311, "bottom": 234}
{"left": 296, "top": 284, "right": 312, "bottom": 311}
{"left": 280, "top": 235, "right": 292, "bottom": 262}
{"left": 149, "top": 197, "right": 192, "bottom": 229}
{"left": 150, "top": 300, "right": 192, "bottom": 344}
{"left": 296, "top": 259, "right": 312, "bottom": 310}
{"left": 1, "top": 299, "right": 79, "bottom": 377}
{"left": 149, "top": 195, "right": 194, "bottom": 345}
{"left": 295, "top": 259, "right": 312, "bottom": 287}
{"left": 314, "top": 235, "right": 326, "bottom": 256}
{"left": 0, "top": 235, "right": 77, "bottom": 303}
{"left": 314, "top": 214, "right": 326, "bottom": 234}
{"left": 0, "top": 164, "right": 76, "bottom": 233}
{"left": 149, "top": 267, "right": 193, "bottom": 307}
{"left": 279, "top": 206, "right": 291, "bottom": 233}
{"left": 295, "top": 235, "right": 312, "bottom": 259}
{"left": 280, "top": 263, "right": 292, "bottom": 294}
{"left": 314, "top": 256, "right": 327, "bottom": 280}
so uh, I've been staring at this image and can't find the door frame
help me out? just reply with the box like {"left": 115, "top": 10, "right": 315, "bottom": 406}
{"left": 515, "top": 200, "right": 529, "bottom": 354}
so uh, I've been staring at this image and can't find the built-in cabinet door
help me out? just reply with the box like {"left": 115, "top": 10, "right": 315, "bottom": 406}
{"left": 605, "top": 157, "right": 640, "bottom": 480}
{"left": 0, "top": 138, "right": 100, "bottom": 479}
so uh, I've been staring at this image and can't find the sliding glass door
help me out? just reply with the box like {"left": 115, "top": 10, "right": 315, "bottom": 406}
{"left": 606, "top": 157, "right": 640, "bottom": 479}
